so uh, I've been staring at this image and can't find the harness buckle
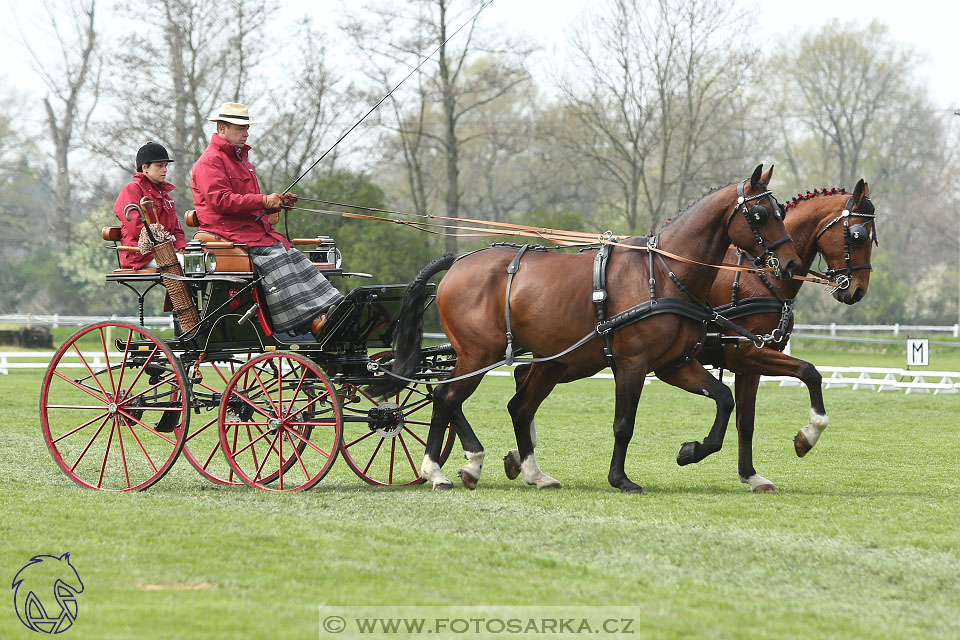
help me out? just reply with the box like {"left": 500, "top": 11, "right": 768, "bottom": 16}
{"left": 592, "top": 290, "right": 606, "bottom": 303}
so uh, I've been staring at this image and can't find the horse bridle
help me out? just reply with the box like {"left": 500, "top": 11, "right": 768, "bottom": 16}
{"left": 724, "top": 179, "right": 792, "bottom": 277}
{"left": 813, "top": 195, "right": 877, "bottom": 290}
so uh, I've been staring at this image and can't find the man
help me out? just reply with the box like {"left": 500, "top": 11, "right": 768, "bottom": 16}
{"left": 191, "top": 102, "right": 343, "bottom": 337}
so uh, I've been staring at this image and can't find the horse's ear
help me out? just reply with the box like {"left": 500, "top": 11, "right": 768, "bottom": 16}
{"left": 750, "top": 164, "right": 764, "bottom": 190}
{"left": 760, "top": 164, "right": 774, "bottom": 188}
{"left": 852, "top": 178, "right": 867, "bottom": 208}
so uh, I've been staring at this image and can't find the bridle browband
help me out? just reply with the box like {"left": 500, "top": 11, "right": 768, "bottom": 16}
{"left": 812, "top": 195, "right": 877, "bottom": 290}
{"left": 724, "top": 179, "right": 792, "bottom": 277}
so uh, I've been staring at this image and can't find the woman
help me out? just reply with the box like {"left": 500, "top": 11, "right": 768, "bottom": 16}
{"left": 112, "top": 142, "right": 186, "bottom": 269}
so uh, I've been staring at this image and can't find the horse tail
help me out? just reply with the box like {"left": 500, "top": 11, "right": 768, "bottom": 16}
{"left": 368, "top": 253, "right": 457, "bottom": 398}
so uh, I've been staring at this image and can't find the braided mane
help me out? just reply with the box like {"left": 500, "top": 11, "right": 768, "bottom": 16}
{"left": 783, "top": 187, "right": 846, "bottom": 211}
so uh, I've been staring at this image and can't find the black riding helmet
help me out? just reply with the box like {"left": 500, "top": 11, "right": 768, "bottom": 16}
{"left": 136, "top": 142, "right": 174, "bottom": 172}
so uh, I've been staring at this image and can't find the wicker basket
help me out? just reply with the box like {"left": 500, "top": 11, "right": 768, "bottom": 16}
{"left": 152, "top": 239, "right": 200, "bottom": 334}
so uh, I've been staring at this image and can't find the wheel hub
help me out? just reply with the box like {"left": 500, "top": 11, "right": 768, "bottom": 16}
{"left": 368, "top": 402, "right": 404, "bottom": 438}
{"left": 107, "top": 402, "right": 118, "bottom": 414}
{"left": 267, "top": 417, "right": 283, "bottom": 433}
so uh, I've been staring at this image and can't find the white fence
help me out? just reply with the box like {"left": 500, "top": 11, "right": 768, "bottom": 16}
{"left": 0, "top": 314, "right": 174, "bottom": 329}
{"left": 4, "top": 351, "right": 957, "bottom": 394}
{"left": 2, "top": 315, "right": 958, "bottom": 337}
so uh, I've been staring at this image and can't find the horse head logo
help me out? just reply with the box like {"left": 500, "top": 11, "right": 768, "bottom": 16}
{"left": 12, "top": 553, "right": 84, "bottom": 634}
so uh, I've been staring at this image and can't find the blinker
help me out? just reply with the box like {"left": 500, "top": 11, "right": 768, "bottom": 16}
{"left": 847, "top": 224, "right": 868, "bottom": 247}
{"left": 748, "top": 205, "right": 768, "bottom": 225}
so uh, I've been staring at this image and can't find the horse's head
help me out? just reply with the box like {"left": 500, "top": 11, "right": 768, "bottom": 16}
{"left": 809, "top": 178, "right": 876, "bottom": 304}
{"left": 724, "top": 164, "right": 801, "bottom": 280}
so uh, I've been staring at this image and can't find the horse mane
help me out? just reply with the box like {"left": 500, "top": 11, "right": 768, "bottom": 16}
{"left": 659, "top": 181, "right": 735, "bottom": 232}
{"left": 783, "top": 187, "right": 847, "bottom": 212}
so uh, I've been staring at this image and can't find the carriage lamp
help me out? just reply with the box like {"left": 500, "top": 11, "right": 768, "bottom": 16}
{"left": 308, "top": 236, "right": 342, "bottom": 269}
{"left": 182, "top": 243, "right": 210, "bottom": 275}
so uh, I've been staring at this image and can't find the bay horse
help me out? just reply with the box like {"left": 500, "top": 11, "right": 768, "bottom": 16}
{"left": 373, "top": 165, "right": 801, "bottom": 493}
{"left": 506, "top": 179, "right": 876, "bottom": 492}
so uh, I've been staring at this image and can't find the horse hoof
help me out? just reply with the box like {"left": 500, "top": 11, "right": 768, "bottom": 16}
{"left": 619, "top": 484, "right": 645, "bottom": 495}
{"left": 753, "top": 484, "right": 778, "bottom": 494}
{"left": 794, "top": 432, "right": 811, "bottom": 458}
{"left": 433, "top": 481, "right": 454, "bottom": 491}
{"left": 503, "top": 453, "right": 521, "bottom": 480}
{"left": 458, "top": 470, "right": 479, "bottom": 491}
{"left": 538, "top": 479, "right": 562, "bottom": 490}
{"left": 676, "top": 441, "right": 698, "bottom": 466}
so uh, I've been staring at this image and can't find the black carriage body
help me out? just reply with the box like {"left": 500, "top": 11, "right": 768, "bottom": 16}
{"left": 107, "top": 268, "right": 430, "bottom": 381}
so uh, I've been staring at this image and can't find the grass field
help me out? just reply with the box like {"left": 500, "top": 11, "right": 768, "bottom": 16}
{"left": 2, "top": 354, "right": 959, "bottom": 639}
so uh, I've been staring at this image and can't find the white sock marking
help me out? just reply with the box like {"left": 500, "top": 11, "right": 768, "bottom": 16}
{"left": 740, "top": 474, "right": 775, "bottom": 491}
{"left": 421, "top": 454, "right": 451, "bottom": 488}
{"left": 798, "top": 409, "right": 829, "bottom": 448}
{"left": 521, "top": 455, "right": 561, "bottom": 489}
{"left": 461, "top": 449, "right": 485, "bottom": 480}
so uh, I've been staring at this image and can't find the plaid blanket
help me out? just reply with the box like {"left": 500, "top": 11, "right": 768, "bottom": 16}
{"left": 247, "top": 243, "right": 343, "bottom": 333}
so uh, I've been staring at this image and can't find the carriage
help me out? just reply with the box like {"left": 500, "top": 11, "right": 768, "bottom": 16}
{"left": 39, "top": 208, "right": 456, "bottom": 492}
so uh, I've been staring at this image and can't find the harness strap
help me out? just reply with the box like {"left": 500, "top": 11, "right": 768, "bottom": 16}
{"left": 503, "top": 245, "right": 530, "bottom": 365}
{"left": 592, "top": 244, "right": 617, "bottom": 371}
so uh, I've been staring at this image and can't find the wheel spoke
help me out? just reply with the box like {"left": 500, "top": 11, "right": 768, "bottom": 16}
{"left": 97, "top": 421, "right": 117, "bottom": 489}
{"left": 284, "top": 424, "right": 332, "bottom": 459}
{"left": 401, "top": 425, "right": 428, "bottom": 448}
{"left": 252, "top": 430, "right": 282, "bottom": 482}
{"left": 285, "top": 431, "right": 311, "bottom": 481}
{"left": 363, "top": 437, "right": 385, "bottom": 475}
{"left": 112, "top": 327, "right": 135, "bottom": 402}
{"left": 51, "top": 412, "right": 109, "bottom": 444}
{"left": 116, "top": 418, "right": 131, "bottom": 490}
{"left": 52, "top": 370, "right": 109, "bottom": 404}
{"left": 116, "top": 344, "right": 163, "bottom": 403}
{"left": 70, "top": 342, "right": 110, "bottom": 399}
{"left": 117, "top": 409, "right": 178, "bottom": 445}
{"left": 397, "top": 434, "right": 420, "bottom": 477}
{"left": 69, "top": 417, "right": 110, "bottom": 472}
{"left": 124, "top": 418, "right": 158, "bottom": 473}
{"left": 344, "top": 429, "right": 377, "bottom": 449}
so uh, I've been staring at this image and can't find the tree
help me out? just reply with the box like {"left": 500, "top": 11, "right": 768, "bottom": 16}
{"left": 345, "top": 0, "right": 533, "bottom": 253}
{"left": 90, "top": 0, "right": 274, "bottom": 214}
{"left": 17, "top": 0, "right": 101, "bottom": 241}
{"left": 769, "top": 21, "right": 960, "bottom": 324}
{"left": 555, "top": 0, "right": 755, "bottom": 234}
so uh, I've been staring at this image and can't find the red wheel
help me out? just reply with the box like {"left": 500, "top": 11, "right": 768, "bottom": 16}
{"left": 40, "top": 322, "right": 189, "bottom": 491}
{"left": 219, "top": 352, "right": 341, "bottom": 491}
{"left": 180, "top": 356, "right": 252, "bottom": 486}
{"left": 339, "top": 353, "right": 455, "bottom": 486}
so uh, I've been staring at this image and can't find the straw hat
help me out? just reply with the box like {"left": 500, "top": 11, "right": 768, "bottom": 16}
{"left": 207, "top": 102, "right": 259, "bottom": 125}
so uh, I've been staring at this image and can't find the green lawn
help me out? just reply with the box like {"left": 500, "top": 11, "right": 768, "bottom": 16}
{"left": 2, "top": 365, "right": 958, "bottom": 639}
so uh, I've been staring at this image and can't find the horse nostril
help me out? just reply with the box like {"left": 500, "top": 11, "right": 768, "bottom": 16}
{"left": 783, "top": 259, "right": 800, "bottom": 279}
{"left": 850, "top": 287, "right": 864, "bottom": 304}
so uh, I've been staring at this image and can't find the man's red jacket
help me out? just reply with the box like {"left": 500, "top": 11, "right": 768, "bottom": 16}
{"left": 190, "top": 134, "right": 290, "bottom": 248}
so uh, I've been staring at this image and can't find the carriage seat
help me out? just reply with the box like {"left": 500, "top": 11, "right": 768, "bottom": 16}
{"left": 101, "top": 226, "right": 159, "bottom": 274}
{"left": 184, "top": 209, "right": 338, "bottom": 272}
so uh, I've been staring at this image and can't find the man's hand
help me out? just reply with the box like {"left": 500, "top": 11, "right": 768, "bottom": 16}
{"left": 266, "top": 211, "right": 280, "bottom": 225}
{"left": 262, "top": 193, "right": 283, "bottom": 210}
{"left": 280, "top": 192, "right": 298, "bottom": 208}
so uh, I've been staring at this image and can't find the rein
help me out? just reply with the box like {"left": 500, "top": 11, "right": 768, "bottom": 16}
{"left": 287, "top": 200, "right": 796, "bottom": 280}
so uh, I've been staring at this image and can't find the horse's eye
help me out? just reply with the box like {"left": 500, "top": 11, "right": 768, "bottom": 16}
{"left": 847, "top": 224, "right": 868, "bottom": 246}
{"left": 748, "top": 205, "right": 768, "bottom": 225}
